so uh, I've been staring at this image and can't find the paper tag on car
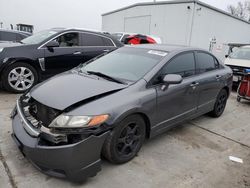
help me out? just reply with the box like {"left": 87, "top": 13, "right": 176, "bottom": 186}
{"left": 148, "top": 50, "right": 168, "bottom": 57}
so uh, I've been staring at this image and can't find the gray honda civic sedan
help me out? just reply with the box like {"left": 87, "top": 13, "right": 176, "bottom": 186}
{"left": 11, "top": 44, "right": 233, "bottom": 182}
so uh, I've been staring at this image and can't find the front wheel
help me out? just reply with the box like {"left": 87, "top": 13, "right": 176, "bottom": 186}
{"left": 209, "top": 89, "right": 228, "bottom": 117}
{"left": 102, "top": 115, "right": 146, "bottom": 164}
{"left": 2, "top": 62, "right": 38, "bottom": 93}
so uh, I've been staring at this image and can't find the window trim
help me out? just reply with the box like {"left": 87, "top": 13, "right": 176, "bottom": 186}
{"left": 38, "top": 31, "right": 116, "bottom": 49}
{"left": 148, "top": 51, "right": 197, "bottom": 87}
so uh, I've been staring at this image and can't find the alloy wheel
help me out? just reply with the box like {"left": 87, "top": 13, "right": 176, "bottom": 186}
{"left": 8, "top": 67, "right": 34, "bottom": 91}
{"left": 215, "top": 92, "right": 227, "bottom": 115}
{"left": 116, "top": 122, "right": 142, "bottom": 156}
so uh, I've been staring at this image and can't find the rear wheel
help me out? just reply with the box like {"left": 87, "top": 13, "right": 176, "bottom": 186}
{"left": 102, "top": 115, "right": 146, "bottom": 164}
{"left": 209, "top": 89, "right": 228, "bottom": 117}
{"left": 2, "top": 62, "right": 38, "bottom": 93}
{"left": 237, "top": 96, "right": 241, "bottom": 102}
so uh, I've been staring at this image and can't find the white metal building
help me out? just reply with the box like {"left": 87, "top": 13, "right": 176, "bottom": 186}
{"left": 102, "top": 0, "right": 250, "bottom": 59}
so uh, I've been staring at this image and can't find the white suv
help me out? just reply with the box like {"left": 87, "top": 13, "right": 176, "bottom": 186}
{"left": 225, "top": 45, "right": 250, "bottom": 82}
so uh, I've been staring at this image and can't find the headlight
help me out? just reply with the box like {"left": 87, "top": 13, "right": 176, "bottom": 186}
{"left": 0, "top": 48, "right": 4, "bottom": 53}
{"left": 49, "top": 114, "right": 109, "bottom": 128}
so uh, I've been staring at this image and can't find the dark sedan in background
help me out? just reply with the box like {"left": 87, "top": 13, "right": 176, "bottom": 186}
{"left": 0, "top": 29, "right": 31, "bottom": 43}
{"left": 11, "top": 45, "right": 233, "bottom": 182}
{"left": 0, "top": 28, "right": 123, "bottom": 92}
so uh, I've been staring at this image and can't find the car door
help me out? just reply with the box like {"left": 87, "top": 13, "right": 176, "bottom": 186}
{"left": 195, "top": 51, "right": 224, "bottom": 114}
{"left": 44, "top": 32, "right": 84, "bottom": 76}
{"left": 152, "top": 52, "right": 199, "bottom": 133}
{"left": 80, "top": 32, "right": 117, "bottom": 62}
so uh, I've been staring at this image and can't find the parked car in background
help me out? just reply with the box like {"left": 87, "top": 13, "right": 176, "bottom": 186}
{"left": 11, "top": 45, "right": 232, "bottom": 182}
{"left": 0, "top": 29, "right": 31, "bottom": 42}
{"left": 111, "top": 32, "right": 162, "bottom": 44}
{"left": 225, "top": 45, "right": 250, "bottom": 84}
{"left": 124, "top": 34, "right": 157, "bottom": 45}
{"left": 0, "top": 28, "right": 123, "bottom": 93}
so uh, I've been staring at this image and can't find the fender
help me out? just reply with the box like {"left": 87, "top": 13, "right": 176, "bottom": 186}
{"left": 110, "top": 107, "right": 153, "bottom": 138}
{"left": 0, "top": 57, "right": 42, "bottom": 80}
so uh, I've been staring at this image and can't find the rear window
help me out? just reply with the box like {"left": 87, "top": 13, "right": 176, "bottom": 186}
{"left": 111, "top": 33, "right": 123, "bottom": 41}
{"left": 229, "top": 47, "right": 250, "bottom": 60}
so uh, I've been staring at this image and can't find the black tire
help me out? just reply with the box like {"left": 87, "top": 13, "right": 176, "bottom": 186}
{"left": 209, "top": 89, "right": 228, "bottom": 117}
{"left": 237, "top": 96, "right": 241, "bottom": 102}
{"left": 2, "top": 62, "right": 38, "bottom": 93}
{"left": 102, "top": 114, "right": 146, "bottom": 164}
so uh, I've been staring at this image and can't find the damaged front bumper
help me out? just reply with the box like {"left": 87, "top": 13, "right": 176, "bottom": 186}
{"left": 11, "top": 99, "right": 110, "bottom": 182}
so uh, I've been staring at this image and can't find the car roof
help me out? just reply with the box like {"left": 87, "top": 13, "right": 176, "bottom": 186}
{"left": 0, "top": 29, "right": 31, "bottom": 36}
{"left": 55, "top": 27, "right": 109, "bottom": 34}
{"left": 51, "top": 27, "right": 116, "bottom": 38}
{"left": 126, "top": 44, "right": 203, "bottom": 52}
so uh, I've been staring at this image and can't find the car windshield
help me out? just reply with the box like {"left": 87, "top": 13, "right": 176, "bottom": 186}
{"left": 111, "top": 33, "right": 123, "bottom": 41}
{"left": 21, "top": 30, "right": 58, "bottom": 44}
{"left": 80, "top": 47, "right": 167, "bottom": 82}
{"left": 229, "top": 47, "right": 250, "bottom": 60}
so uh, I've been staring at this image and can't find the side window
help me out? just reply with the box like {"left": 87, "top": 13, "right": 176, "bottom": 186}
{"left": 55, "top": 32, "right": 79, "bottom": 47}
{"left": 0, "top": 31, "right": 16, "bottom": 41}
{"left": 160, "top": 52, "right": 196, "bottom": 78}
{"left": 102, "top": 37, "right": 114, "bottom": 46}
{"left": 196, "top": 52, "right": 217, "bottom": 73}
{"left": 82, "top": 33, "right": 105, "bottom": 46}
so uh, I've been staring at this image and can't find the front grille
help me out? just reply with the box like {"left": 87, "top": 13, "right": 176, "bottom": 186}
{"left": 18, "top": 95, "right": 67, "bottom": 143}
{"left": 28, "top": 98, "right": 60, "bottom": 127}
{"left": 19, "top": 94, "right": 60, "bottom": 128}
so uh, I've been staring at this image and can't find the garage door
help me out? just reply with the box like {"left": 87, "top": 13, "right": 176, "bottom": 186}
{"left": 124, "top": 15, "right": 151, "bottom": 34}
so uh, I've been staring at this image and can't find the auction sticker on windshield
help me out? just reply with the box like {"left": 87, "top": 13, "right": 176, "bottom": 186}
{"left": 148, "top": 50, "right": 168, "bottom": 57}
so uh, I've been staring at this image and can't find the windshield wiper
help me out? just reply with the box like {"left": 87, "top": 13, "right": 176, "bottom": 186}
{"left": 87, "top": 71, "right": 126, "bottom": 85}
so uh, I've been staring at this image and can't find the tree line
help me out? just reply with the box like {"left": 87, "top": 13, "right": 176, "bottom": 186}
{"left": 228, "top": 1, "right": 250, "bottom": 21}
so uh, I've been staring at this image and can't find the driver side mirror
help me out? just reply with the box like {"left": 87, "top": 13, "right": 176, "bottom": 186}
{"left": 46, "top": 40, "right": 59, "bottom": 52}
{"left": 163, "top": 74, "right": 183, "bottom": 85}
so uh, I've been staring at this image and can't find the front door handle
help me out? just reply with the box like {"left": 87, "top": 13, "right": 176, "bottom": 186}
{"left": 103, "top": 49, "right": 110, "bottom": 52}
{"left": 73, "top": 51, "right": 82, "bottom": 55}
{"left": 216, "top": 75, "right": 222, "bottom": 79}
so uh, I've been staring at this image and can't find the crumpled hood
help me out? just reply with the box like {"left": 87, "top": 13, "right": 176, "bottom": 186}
{"left": 30, "top": 72, "right": 128, "bottom": 110}
{"left": 0, "top": 42, "right": 22, "bottom": 48}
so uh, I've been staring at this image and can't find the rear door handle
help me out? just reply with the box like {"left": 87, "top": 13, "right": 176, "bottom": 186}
{"left": 73, "top": 51, "right": 82, "bottom": 55}
{"left": 190, "top": 82, "right": 199, "bottom": 87}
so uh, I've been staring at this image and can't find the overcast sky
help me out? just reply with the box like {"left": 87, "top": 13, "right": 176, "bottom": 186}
{"left": 0, "top": 0, "right": 244, "bottom": 32}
